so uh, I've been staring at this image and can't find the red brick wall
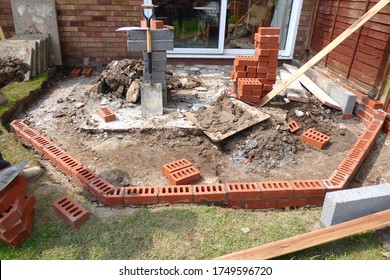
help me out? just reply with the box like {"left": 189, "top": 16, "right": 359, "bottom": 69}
{"left": 1, "top": 0, "right": 143, "bottom": 66}
{"left": 293, "top": 0, "right": 315, "bottom": 60}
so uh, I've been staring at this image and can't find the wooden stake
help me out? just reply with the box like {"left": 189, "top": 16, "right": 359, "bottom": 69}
{"left": 258, "top": 0, "right": 390, "bottom": 107}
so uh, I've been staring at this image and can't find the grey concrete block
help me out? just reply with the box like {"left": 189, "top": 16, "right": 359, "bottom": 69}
{"left": 321, "top": 183, "right": 390, "bottom": 227}
{"left": 143, "top": 70, "right": 166, "bottom": 84}
{"left": 143, "top": 51, "right": 167, "bottom": 62}
{"left": 144, "top": 59, "right": 166, "bottom": 72}
{"left": 127, "top": 40, "right": 174, "bottom": 51}
{"left": 128, "top": 29, "right": 174, "bottom": 41}
{"left": 329, "top": 87, "right": 357, "bottom": 114}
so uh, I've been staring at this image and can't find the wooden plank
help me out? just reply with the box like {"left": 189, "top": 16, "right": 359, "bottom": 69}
{"left": 0, "top": 26, "right": 5, "bottom": 40}
{"left": 215, "top": 208, "right": 390, "bottom": 260}
{"left": 258, "top": 0, "right": 390, "bottom": 107}
{"left": 283, "top": 64, "right": 341, "bottom": 110}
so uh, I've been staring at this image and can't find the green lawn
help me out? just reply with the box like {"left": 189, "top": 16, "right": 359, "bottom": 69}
{"left": 0, "top": 75, "right": 387, "bottom": 260}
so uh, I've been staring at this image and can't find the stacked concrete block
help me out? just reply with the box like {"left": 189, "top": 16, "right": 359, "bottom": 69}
{"left": 0, "top": 34, "right": 52, "bottom": 80}
{"left": 0, "top": 175, "right": 36, "bottom": 247}
{"left": 230, "top": 27, "right": 280, "bottom": 104}
{"left": 127, "top": 29, "right": 174, "bottom": 105}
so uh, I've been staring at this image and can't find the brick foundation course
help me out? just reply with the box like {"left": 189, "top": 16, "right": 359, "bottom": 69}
{"left": 11, "top": 114, "right": 386, "bottom": 209}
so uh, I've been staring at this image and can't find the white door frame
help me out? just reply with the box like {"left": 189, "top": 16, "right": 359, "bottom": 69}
{"left": 146, "top": 0, "right": 303, "bottom": 59}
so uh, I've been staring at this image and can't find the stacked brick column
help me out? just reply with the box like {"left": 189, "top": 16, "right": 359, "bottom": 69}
{"left": 127, "top": 28, "right": 174, "bottom": 105}
{"left": 0, "top": 175, "right": 36, "bottom": 247}
{"left": 231, "top": 27, "right": 280, "bottom": 104}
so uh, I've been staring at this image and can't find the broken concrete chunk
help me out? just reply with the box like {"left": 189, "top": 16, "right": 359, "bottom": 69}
{"left": 126, "top": 80, "right": 141, "bottom": 103}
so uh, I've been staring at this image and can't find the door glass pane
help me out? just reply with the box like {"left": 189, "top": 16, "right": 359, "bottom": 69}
{"left": 225, "top": 0, "right": 292, "bottom": 50}
{"left": 153, "top": 0, "right": 221, "bottom": 49}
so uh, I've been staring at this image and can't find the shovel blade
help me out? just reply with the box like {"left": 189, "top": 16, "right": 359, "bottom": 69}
{"left": 141, "top": 83, "right": 163, "bottom": 116}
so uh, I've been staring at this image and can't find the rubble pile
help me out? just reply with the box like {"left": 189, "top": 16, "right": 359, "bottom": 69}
{"left": 0, "top": 57, "right": 30, "bottom": 87}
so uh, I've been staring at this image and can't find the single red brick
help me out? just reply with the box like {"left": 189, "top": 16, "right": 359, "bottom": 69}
{"left": 226, "top": 183, "right": 260, "bottom": 201}
{"left": 263, "top": 84, "right": 273, "bottom": 91}
{"left": 53, "top": 197, "right": 90, "bottom": 228}
{"left": 0, "top": 175, "right": 27, "bottom": 213}
{"left": 247, "top": 72, "right": 257, "bottom": 78}
{"left": 277, "top": 198, "right": 308, "bottom": 208}
{"left": 0, "top": 230, "right": 29, "bottom": 248}
{"left": 259, "top": 181, "right": 294, "bottom": 199}
{"left": 161, "top": 158, "right": 192, "bottom": 177}
{"left": 1, "top": 219, "right": 23, "bottom": 240}
{"left": 266, "top": 73, "right": 277, "bottom": 80}
{"left": 337, "top": 157, "right": 360, "bottom": 177}
{"left": 193, "top": 184, "right": 227, "bottom": 203}
{"left": 82, "top": 67, "right": 93, "bottom": 77}
{"left": 309, "top": 197, "right": 325, "bottom": 206}
{"left": 301, "top": 128, "right": 330, "bottom": 149}
{"left": 233, "top": 64, "right": 245, "bottom": 72}
{"left": 10, "top": 119, "right": 29, "bottom": 136}
{"left": 56, "top": 154, "right": 82, "bottom": 176}
{"left": 30, "top": 135, "right": 52, "bottom": 154}
{"left": 238, "top": 78, "right": 262, "bottom": 92}
{"left": 257, "top": 27, "right": 280, "bottom": 35}
{"left": 140, "top": 19, "right": 165, "bottom": 29}
{"left": 42, "top": 144, "right": 66, "bottom": 164}
{"left": 104, "top": 187, "right": 125, "bottom": 206}
{"left": 0, "top": 192, "right": 25, "bottom": 232}
{"left": 328, "top": 169, "right": 350, "bottom": 189}
{"left": 158, "top": 185, "right": 193, "bottom": 203}
{"left": 288, "top": 120, "right": 300, "bottom": 133}
{"left": 98, "top": 107, "right": 116, "bottom": 122}
{"left": 254, "top": 33, "right": 279, "bottom": 43}
{"left": 239, "top": 95, "right": 261, "bottom": 104}
{"left": 241, "top": 200, "right": 276, "bottom": 209}
{"left": 255, "top": 42, "right": 280, "bottom": 50}
{"left": 71, "top": 165, "right": 99, "bottom": 189}
{"left": 18, "top": 128, "right": 40, "bottom": 146}
{"left": 291, "top": 180, "right": 326, "bottom": 197}
{"left": 367, "top": 99, "right": 383, "bottom": 109}
{"left": 88, "top": 177, "right": 115, "bottom": 204}
{"left": 168, "top": 166, "right": 200, "bottom": 185}
{"left": 353, "top": 138, "right": 371, "bottom": 152}
{"left": 366, "top": 122, "right": 382, "bottom": 134}
{"left": 256, "top": 73, "right": 267, "bottom": 79}
{"left": 123, "top": 186, "right": 159, "bottom": 205}
{"left": 254, "top": 48, "right": 270, "bottom": 59}
{"left": 71, "top": 68, "right": 81, "bottom": 77}
{"left": 235, "top": 55, "right": 258, "bottom": 66}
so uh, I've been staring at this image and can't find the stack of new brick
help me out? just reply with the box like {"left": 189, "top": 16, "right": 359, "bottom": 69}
{"left": 231, "top": 27, "right": 280, "bottom": 104}
{"left": 0, "top": 175, "right": 35, "bottom": 247}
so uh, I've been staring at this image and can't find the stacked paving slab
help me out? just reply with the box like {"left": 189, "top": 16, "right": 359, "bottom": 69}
{"left": 0, "top": 34, "right": 52, "bottom": 80}
{"left": 231, "top": 27, "right": 280, "bottom": 104}
{"left": 0, "top": 174, "right": 36, "bottom": 247}
{"left": 127, "top": 25, "right": 174, "bottom": 105}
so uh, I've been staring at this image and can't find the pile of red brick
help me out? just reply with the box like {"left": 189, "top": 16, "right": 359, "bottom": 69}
{"left": 0, "top": 175, "right": 36, "bottom": 247}
{"left": 231, "top": 27, "right": 280, "bottom": 104}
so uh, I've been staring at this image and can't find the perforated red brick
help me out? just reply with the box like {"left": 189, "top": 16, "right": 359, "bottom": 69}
{"left": 235, "top": 55, "right": 258, "bottom": 66}
{"left": 288, "top": 120, "right": 300, "bottom": 133}
{"left": 259, "top": 181, "right": 294, "bottom": 198}
{"left": 162, "top": 158, "right": 192, "bottom": 177}
{"left": 337, "top": 157, "right": 360, "bottom": 177}
{"left": 257, "top": 27, "right": 280, "bottom": 35}
{"left": 124, "top": 186, "right": 158, "bottom": 205}
{"left": 10, "top": 119, "right": 29, "bottom": 135}
{"left": 71, "top": 165, "right": 99, "bottom": 189}
{"left": 56, "top": 154, "right": 82, "bottom": 176}
{"left": 0, "top": 175, "right": 27, "bottom": 213}
{"left": 290, "top": 180, "right": 326, "bottom": 197}
{"left": 226, "top": 183, "right": 260, "bottom": 201}
{"left": 18, "top": 128, "right": 40, "bottom": 146}
{"left": 30, "top": 135, "right": 52, "bottom": 154}
{"left": 328, "top": 169, "right": 350, "bottom": 189}
{"left": 158, "top": 185, "right": 193, "bottom": 203}
{"left": 0, "top": 192, "right": 25, "bottom": 232}
{"left": 53, "top": 197, "right": 90, "bottom": 228}
{"left": 238, "top": 78, "right": 262, "bottom": 92}
{"left": 42, "top": 144, "right": 66, "bottom": 164}
{"left": 168, "top": 166, "right": 200, "bottom": 185}
{"left": 105, "top": 187, "right": 125, "bottom": 206}
{"left": 193, "top": 184, "right": 226, "bottom": 202}
{"left": 98, "top": 107, "right": 116, "bottom": 122}
{"left": 321, "top": 179, "right": 342, "bottom": 191}
{"left": 301, "top": 129, "right": 330, "bottom": 149}
{"left": 0, "top": 230, "right": 29, "bottom": 248}
{"left": 346, "top": 147, "right": 366, "bottom": 164}
{"left": 88, "top": 177, "right": 115, "bottom": 204}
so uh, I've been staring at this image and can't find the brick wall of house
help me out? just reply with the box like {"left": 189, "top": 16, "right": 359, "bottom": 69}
{"left": 0, "top": 0, "right": 14, "bottom": 39}
{"left": 293, "top": 0, "right": 315, "bottom": 60}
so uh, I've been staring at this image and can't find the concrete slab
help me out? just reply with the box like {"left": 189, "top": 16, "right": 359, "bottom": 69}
{"left": 11, "top": 0, "right": 62, "bottom": 65}
{"left": 321, "top": 183, "right": 390, "bottom": 227}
